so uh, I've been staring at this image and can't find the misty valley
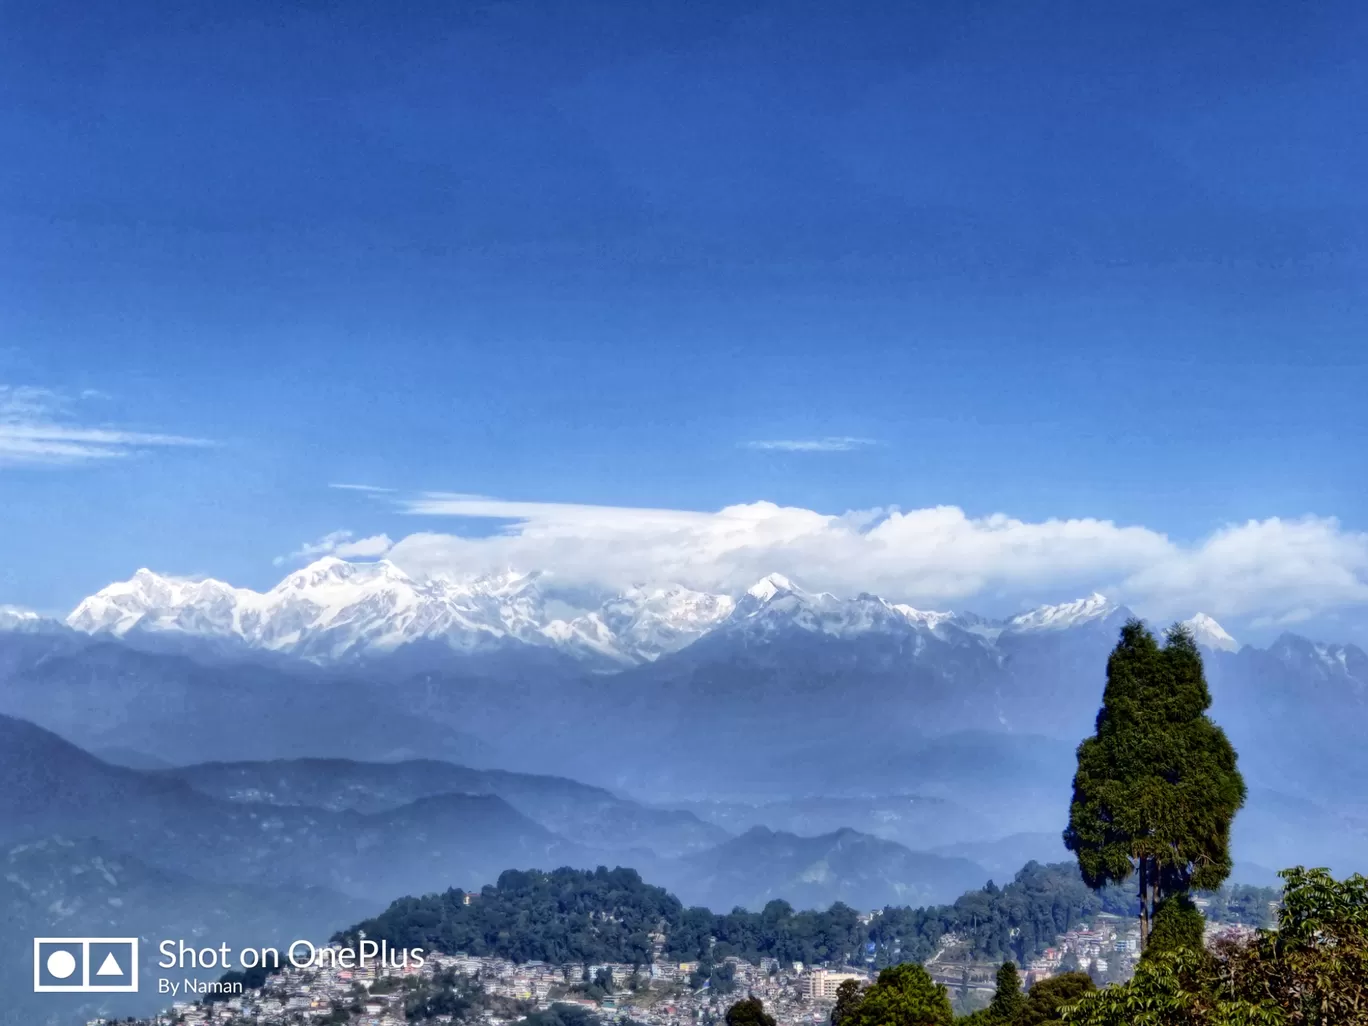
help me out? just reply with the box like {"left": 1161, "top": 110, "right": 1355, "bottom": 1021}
{"left": 1, "top": 562, "right": 1365, "bottom": 1024}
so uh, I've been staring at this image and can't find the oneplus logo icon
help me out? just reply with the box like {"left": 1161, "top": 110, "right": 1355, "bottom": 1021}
{"left": 33, "top": 937, "right": 139, "bottom": 992}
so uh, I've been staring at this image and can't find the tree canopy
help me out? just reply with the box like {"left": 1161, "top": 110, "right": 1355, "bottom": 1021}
{"left": 1062, "top": 866, "right": 1368, "bottom": 1025}
{"left": 725, "top": 997, "right": 776, "bottom": 1026}
{"left": 844, "top": 962, "right": 954, "bottom": 1026}
{"left": 1064, "top": 621, "right": 1246, "bottom": 948}
{"left": 832, "top": 977, "right": 868, "bottom": 1026}
{"left": 987, "top": 962, "right": 1025, "bottom": 1022}
{"left": 338, "top": 861, "right": 1108, "bottom": 971}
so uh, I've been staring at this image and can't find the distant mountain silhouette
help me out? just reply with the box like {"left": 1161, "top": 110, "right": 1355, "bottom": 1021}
{"left": 659, "top": 825, "right": 989, "bottom": 911}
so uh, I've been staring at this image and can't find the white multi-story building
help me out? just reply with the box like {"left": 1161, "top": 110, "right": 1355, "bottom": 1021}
{"left": 805, "top": 969, "right": 867, "bottom": 1000}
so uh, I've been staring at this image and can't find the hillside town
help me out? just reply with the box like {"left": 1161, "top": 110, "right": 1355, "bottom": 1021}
{"left": 101, "top": 911, "right": 1179, "bottom": 1026}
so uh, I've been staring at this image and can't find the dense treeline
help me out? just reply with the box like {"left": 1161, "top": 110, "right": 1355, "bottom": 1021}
{"left": 336, "top": 861, "right": 1278, "bottom": 976}
{"left": 333, "top": 867, "right": 677, "bottom": 965}
{"left": 1065, "top": 866, "right": 1368, "bottom": 1025}
{"left": 339, "top": 861, "right": 1116, "bottom": 970}
{"left": 869, "top": 862, "right": 1100, "bottom": 967}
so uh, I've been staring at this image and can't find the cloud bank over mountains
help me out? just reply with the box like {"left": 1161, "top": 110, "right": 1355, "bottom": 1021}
{"left": 299, "top": 493, "right": 1368, "bottom": 627}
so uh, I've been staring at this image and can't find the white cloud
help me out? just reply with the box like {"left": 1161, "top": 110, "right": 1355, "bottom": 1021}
{"left": 275, "top": 530, "right": 394, "bottom": 566}
{"left": 743, "top": 436, "right": 879, "bottom": 452}
{"left": 380, "top": 493, "right": 1368, "bottom": 625}
{"left": 0, "top": 385, "right": 209, "bottom": 465}
{"left": 1120, "top": 516, "right": 1368, "bottom": 621}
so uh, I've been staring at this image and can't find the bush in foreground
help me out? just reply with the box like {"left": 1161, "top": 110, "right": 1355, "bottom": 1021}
{"left": 1062, "top": 867, "right": 1368, "bottom": 1025}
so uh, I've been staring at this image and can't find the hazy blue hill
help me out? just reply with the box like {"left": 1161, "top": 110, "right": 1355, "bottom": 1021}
{"left": 92, "top": 745, "right": 178, "bottom": 770}
{"left": 929, "top": 832, "right": 1071, "bottom": 877}
{"left": 0, "top": 717, "right": 1010, "bottom": 915}
{"left": 0, "top": 622, "right": 88, "bottom": 677}
{"left": 0, "top": 715, "right": 595, "bottom": 903}
{"left": 0, "top": 711, "right": 202, "bottom": 826}
{"left": 0, "top": 836, "right": 367, "bottom": 1026}
{"left": 1205, "top": 637, "right": 1368, "bottom": 801}
{"left": 0, "top": 642, "right": 492, "bottom": 765}
{"left": 166, "top": 756, "right": 729, "bottom": 857}
{"left": 660, "top": 825, "right": 989, "bottom": 912}
{"left": 6, "top": 614, "right": 1368, "bottom": 885}
{"left": 671, "top": 793, "right": 993, "bottom": 852}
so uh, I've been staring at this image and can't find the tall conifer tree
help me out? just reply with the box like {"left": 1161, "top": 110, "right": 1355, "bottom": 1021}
{"left": 987, "top": 961, "right": 1025, "bottom": 1022}
{"left": 1063, "top": 619, "right": 1245, "bottom": 949}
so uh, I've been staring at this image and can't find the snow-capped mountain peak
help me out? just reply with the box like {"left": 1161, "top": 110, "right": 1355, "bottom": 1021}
{"left": 596, "top": 584, "right": 737, "bottom": 662}
{"left": 1007, "top": 592, "right": 1118, "bottom": 632}
{"left": 62, "top": 560, "right": 1275, "bottom": 671}
{"left": 722, "top": 574, "right": 961, "bottom": 643}
{"left": 746, "top": 572, "right": 797, "bottom": 602}
{"left": 63, "top": 559, "right": 736, "bottom": 665}
{"left": 0, "top": 605, "right": 55, "bottom": 632}
{"left": 273, "top": 555, "right": 407, "bottom": 590}
{"left": 889, "top": 603, "right": 956, "bottom": 631}
{"left": 1182, "top": 612, "right": 1239, "bottom": 652}
{"left": 67, "top": 569, "right": 250, "bottom": 638}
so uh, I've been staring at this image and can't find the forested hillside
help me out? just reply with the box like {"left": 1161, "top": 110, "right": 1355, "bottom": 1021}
{"left": 338, "top": 862, "right": 1110, "bottom": 968}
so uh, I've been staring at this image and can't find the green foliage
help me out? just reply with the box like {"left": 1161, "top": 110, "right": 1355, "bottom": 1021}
{"left": 870, "top": 862, "right": 1102, "bottom": 967}
{"left": 405, "top": 967, "right": 479, "bottom": 1022}
{"left": 707, "top": 961, "right": 738, "bottom": 995}
{"left": 846, "top": 962, "right": 954, "bottom": 1026}
{"left": 842, "top": 963, "right": 952, "bottom": 1026}
{"left": 1063, "top": 867, "right": 1368, "bottom": 1025}
{"left": 335, "top": 867, "right": 675, "bottom": 965}
{"left": 955, "top": 1010, "right": 994, "bottom": 1025}
{"left": 1058, "top": 947, "right": 1264, "bottom": 1026}
{"left": 1016, "top": 973, "right": 1094, "bottom": 1025}
{"left": 1144, "top": 896, "right": 1206, "bottom": 962}
{"left": 1226, "top": 866, "right": 1368, "bottom": 1024}
{"left": 833, "top": 978, "right": 868, "bottom": 1026}
{"left": 708, "top": 899, "right": 867, "bottom": 965}
{"left": 341, "top": 862, "right": 1101, "bottom": 971}
{"left": 725, "top": 997, "right": 776, "bottom": 1026}
{"left": 986, "top": 962, "right": 1025, "bottom": 1022}
{"left": 516, "top": 1004, "right": 606, "bottom": 1026}
{"left": 1064, "top": 621, "right": 1246, "bottom": 947}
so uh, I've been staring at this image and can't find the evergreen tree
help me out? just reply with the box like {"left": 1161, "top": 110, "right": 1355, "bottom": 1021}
{"left": 1144, "top": 895, "right": 1206, "bottom": 962}
{"left": 1063, "top": 620, "right": 1245, "bottom": 949}
{"left": 987, "top": 962, "right": 1025, "bottom": 1022}
{"left": 1016, "top": 972, "right": 1093, "bottom": 1025}
{"left": 724, "top": 997, "right": 776, "bottom": 1026}
{"left": 831, "top": 978, "right": 866, "bottom": 1026}
{"left": 846, "top": 963, "right": 954, "bottom": 1026}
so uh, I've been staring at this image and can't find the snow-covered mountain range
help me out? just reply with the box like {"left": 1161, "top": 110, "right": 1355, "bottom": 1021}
{"left": 37, "top": 557, "right": 1243, "bottom": 666}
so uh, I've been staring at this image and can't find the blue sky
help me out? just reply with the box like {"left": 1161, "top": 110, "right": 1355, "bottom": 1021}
{"left": 1, "top": 0, "right": 1366, "bottom": 640}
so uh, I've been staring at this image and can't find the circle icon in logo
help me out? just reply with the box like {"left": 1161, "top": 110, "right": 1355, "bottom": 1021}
{"left": 46, "top": 950, "right": 77, "bottom": 980}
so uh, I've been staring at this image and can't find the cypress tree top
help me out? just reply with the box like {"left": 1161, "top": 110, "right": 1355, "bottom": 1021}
{"left": 1063, "top": 619, "right": 1246, "bottom": 947}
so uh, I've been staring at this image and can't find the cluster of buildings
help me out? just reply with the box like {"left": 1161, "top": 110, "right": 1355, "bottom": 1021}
{"left": 1202, "top": 920, "right": 1261, "bottom": 948}
{"left": 102, "top": 949, "right": 873, "bottom": 1026}
{"left": 97, "top": 958, "right": 415, "bottom": 1026}
{"left": 1022, "top": 913, "right": 1140, "bottom": 983}
{"left": 104, "top": 908, "right": 1269, "bottom": 1026}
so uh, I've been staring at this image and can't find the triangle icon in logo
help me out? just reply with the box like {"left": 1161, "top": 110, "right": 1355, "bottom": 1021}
{"left": 96, "top": 952, "right": 124, "bottom": 976}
